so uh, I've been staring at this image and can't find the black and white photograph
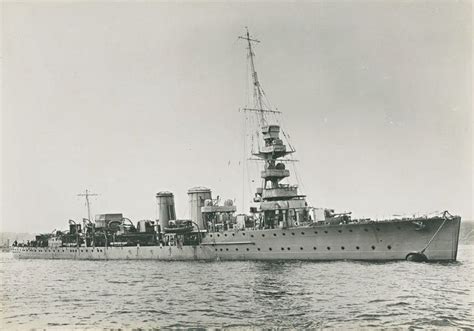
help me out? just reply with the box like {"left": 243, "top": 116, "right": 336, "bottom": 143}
{"left": 1, "top": 0, "right": 472, "bottom": 329}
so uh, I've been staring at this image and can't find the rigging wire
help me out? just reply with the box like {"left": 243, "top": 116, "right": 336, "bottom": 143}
{"left": 240, "top": 28, "right": 307, "bottom": 202}
{"left": 241, "top": 109, "right": 246, "bottom": 212}
{"left": 243, "top": 46, "right": 262, "bottom": 211}
{"left": 241, "top": 48, "right": 251, "bottom": 212}
{"left": 269, "top": 109, "right": 305, "bottom": 193}
{"left": 245, "top": 112, "right": 254, "bottom": 208}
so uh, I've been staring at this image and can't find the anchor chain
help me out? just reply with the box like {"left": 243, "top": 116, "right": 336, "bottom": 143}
{"left": 407, "top": 211, "right": 452, "bottom": 262}
{"left": 420, "top": 211, "right": 450, "bottom": 254}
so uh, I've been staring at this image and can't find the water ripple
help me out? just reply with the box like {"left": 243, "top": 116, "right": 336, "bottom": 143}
{"left": 1, "top": 245, "right": 473, "bottom": 329}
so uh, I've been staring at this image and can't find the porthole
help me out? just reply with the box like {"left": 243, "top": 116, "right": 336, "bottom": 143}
{"left": 262, "top": 234, "right": 265, "bottom": 237}
{"left": 314, "top": 231, "right": 318, "bottom": 234}
{"left": 371, "top": 245, "right": 376, "bottom": 250}
{"left": 251, "top": 234, "right": 254, "bottom": 238}
{"left": 273, "top": 233, "right": 277, "bottom": 237}
{"left": 217, "top": 234, "right": 220, "bottom": 237}
{"left": 349, "top": 229, "right": 353, "bottom": 232}
{"left": 225, "top": 248, "right": 229, "bottom": 251}
{"left": 301, "top": 232, "right": 305, "bottom": 235}
{"left": 220, "top": 248, "right": 223, "bottom": 251}
{"left": 235, "top": 248, "right": 239, "bottom": 251}
{"left": 287, "top": 247, "right": 291, "bottom": 250}
{"left": 397, "top": 226, "right": 401, "bottom": 230}
{"left": 282, "top": 233, "right": 286, "bottom": 236}
{"left": 338, "top": 230, "right": 342, "bottom": 233}
{"left": 291, "top": 232, "right": 295, "bottom": 236}
{"left": 215, "top": 249, "right": 218, "bottom": 252}
{"left": 257, "top": 248, "right": 260, "bottom": 251}
{"left": 281, "top": 247, "right": 285, "bottom": 251}
{"left": 364, "top": 229, "right": 368, "bottom": 232}
{"left": 324, "top": 230, "right": 328, "bottom": 234}
{"left": 341, "top": 246, "right": 345, "bottom": 250}
{"left": 327, "top": 247, "right": 331, "bottom": 250}
{"left": 313, "top": 247, "right": 317, "bottom": 250}
{"left": 300, "top": 247, "right": 303, "bottom": 250}
{"left": 356, "top": 246, "right": 360, "bottom": 250}
{"left": 232, "top": 233, "right": 235, "bottom": 237}
{"left": 269, "top": 248, "right": 272, "bottom": 251}
{"left": 224, "top": 234, "right": 227, "bottom": 237}
{"left": 387, "top": 245, "right": 392, "bottom": 250}
{"left": 246, "top": 248, "right": 249, "bottom": 251}
{"left": 376, "top": 228, "right": 380, "bottom": 231}
{"left": 210, "top": 234, "right": 213, "bottom": 238}
{"left": 242, "top": 233, "right": 246, "bottom": 236}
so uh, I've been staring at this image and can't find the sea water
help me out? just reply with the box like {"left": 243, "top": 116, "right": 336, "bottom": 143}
{"left": 1, "top": 246, "right": 473, "bottom": 329}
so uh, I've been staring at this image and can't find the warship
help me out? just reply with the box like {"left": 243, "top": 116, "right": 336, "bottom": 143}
{"left": 12, "top": 29, "right": 461, "bottom": 262}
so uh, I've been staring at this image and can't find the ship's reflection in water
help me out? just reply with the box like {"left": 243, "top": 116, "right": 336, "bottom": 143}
{"left": 1, "top": 246, "right": 473, "bottom": 329}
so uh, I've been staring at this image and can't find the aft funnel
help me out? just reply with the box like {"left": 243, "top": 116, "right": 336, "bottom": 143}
{"left": 187, "top": 187, "right": 212, "bottom": 230}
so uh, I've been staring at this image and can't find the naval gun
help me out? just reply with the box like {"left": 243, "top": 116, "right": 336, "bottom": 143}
{"left": 324, "top": 209, "right": 352, "bottom": 224}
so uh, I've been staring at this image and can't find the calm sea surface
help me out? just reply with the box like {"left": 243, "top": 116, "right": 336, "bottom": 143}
{"left": 1, "top": 246, "right": 473, "bottom": 329}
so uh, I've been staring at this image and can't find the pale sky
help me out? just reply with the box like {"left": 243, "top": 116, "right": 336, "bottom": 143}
{"left": 1, "top": 1, "right": 472, "bottom": 233}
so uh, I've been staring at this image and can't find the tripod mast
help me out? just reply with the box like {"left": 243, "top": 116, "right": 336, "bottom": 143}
{"left": 239, "top": 27, "right": 267, "bottom": 126}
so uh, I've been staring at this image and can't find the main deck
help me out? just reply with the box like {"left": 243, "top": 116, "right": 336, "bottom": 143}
{"left": 12, "top": 217, "right": 461, "bottom": 262}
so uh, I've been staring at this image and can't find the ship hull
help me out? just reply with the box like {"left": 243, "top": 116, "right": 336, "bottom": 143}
{"left": 12, "top": 218, "right": 461, "bottom": 261}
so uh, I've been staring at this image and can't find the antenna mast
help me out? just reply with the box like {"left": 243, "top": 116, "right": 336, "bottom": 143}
{"left": 77, "top": 189, "right": 99, "bottom": 221}
{"left": 239, "top": 27, "right": 266, "bottom": 126}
